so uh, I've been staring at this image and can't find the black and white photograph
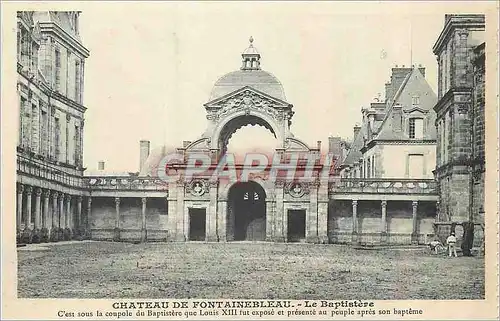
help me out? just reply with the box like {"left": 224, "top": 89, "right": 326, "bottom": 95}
{"left": 1, "top": 1, "right": 498, "bottom": 320}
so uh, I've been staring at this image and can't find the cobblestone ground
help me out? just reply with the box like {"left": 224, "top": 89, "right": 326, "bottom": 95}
{"left": 17, "top": 241, "right": 484, "bottom": 299}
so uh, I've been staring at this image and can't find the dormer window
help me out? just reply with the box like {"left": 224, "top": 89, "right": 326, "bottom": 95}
{"left": 412, "top": 96, "right": 420, "bottom": 106}
{"left": 409, "top": 117, "right": 424, "bottom": 139}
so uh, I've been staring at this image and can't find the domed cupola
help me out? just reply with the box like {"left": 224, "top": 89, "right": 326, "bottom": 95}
{"left": 208, "top": 37, "right": 287, "bottom": 102}
{"left": 241, "top": 36, "right": 261, "bottom": 70}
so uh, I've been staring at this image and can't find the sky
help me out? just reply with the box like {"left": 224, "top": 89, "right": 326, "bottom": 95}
{"left": 78, "top": 1, "right": 488, "bottom": 173}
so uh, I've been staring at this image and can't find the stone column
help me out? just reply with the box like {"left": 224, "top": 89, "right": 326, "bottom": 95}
{"left": 16, "top": 184, "right": 24, "bottom": 231}
{"left": 25, "top": 186, "right": 33, "bottom": 230}
{"left": 59, "top": 193, "right": 65, "bottom": 229}
{"left": 77, "top": 196, "right": 82, "bottom": 231}
{"left": 318, "top": 201, "right": 329, "bottom": 244}
{"left": 65, "top": 195, "right": 70, "bottom": 228}
{"left": 217, "top": 199, "right": 227, "bottom": 242}
{"left": 43, "top": 189, "right": 50, "bottom": 229}
{"left": 274, "top": 180, "right": 285, "bottom": 242}
{"left": 114, "top": 197, "right": 120, "bottom": 241}
{"left": 307, "top": 182, "right": 319, "bottom": 243}
{"left": 52, "top": 192, "right": 58, "bottom": 229}
{"left": 411, "top": 201, "right": 418, "bottom": 244}
{"left": 381, "top": 200, "right": 387, "bottom": 244}
{"left": 207, "top": 181, "right": 218, "bottom": 242}
{"left": 141, "top": 197, "right": 147, "bottom": 242}
{"left": 87, "top": 197, "right": 92, "bottom": 238}
{"left": 351, "top": 200, "right": 358, "bottom": 245}
{"left": 166, "top": 185, "right": 177, "bottom": 242}
{"left": 317, "top": 182, "right": 329, "bottom": 244}
{"left": 177, "top": 182, "right": 186, "bottom": 241}
{"left": 34, "top": 188, "right": 42, "bottom": 230}
{"left": 65, "top": 194, "right": 72, "bottom": 239}
{"left": 265, "top": 200, "right": 274, "bottom": 242}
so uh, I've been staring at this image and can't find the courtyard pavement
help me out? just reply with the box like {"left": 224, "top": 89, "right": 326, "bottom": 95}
{"left": 17, "top": 241, "right": 484, "bottom": 299}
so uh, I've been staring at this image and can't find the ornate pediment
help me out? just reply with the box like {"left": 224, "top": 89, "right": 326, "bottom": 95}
{"left": 204, "top": 87, "right": 293, "bottom": 124}
{"left": 404, "top": 106, "right": 428, "bottom": 114}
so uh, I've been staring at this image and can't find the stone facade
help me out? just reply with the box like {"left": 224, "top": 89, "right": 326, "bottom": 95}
{"left": 17, "top": 15, "right": 462, "bottom": 247}
{"left": 16, "top": 11, "right": 90, "bottom": 243}
{"left": 432, "top": 14, "right": 485, "bottom": 243}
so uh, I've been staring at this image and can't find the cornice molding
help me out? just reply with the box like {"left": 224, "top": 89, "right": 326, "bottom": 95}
{"left": 39, "top": 22, "right": 90, "bottom": 58}
{"left": 432, "top": 15, "right": 485, "bottom": 55}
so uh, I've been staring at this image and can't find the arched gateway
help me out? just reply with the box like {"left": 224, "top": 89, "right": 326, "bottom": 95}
{"left": 144, "top": 37, "right": 330, "bottom": 243}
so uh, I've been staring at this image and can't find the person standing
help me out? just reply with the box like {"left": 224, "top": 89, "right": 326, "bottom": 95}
{"left": 446, "top": 232, "right": 458, "bottom": 257}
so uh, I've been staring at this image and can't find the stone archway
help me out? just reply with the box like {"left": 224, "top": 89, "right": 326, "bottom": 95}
{"left": 211, "top": 110, "right": 284, "bottom": 155}
{"left": 227, "top": 181, "right": 266, "bottom": 241}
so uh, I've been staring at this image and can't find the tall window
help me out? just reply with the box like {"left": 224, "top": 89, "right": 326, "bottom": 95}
{"left": 366, "top": 158, "right": 371, "bottom": 179}
{"left": 55, "top": 48, "right": 61, "bottom": 91}
{"left": 412, "top": 96, "right": 420, "bottom": 106}
{"left": 41, "top": 110, "right": 47, "bottom": 156}
{"left": 75, "top": 61, "right": 81, "bottom": 103}
{"left": 54, "top": 117, "right": 60, "bottom": 160}
{"left": 409, "top": 118, "right": 424, "bottom": 139}
{"left": 74, "top": 125, "right": 80, "bottom": 166}
{"left": 19, "top": 97, "right": 26, "bottom": 146}
{"left": 31, "top": 103, "right": 38, "bottom": 152}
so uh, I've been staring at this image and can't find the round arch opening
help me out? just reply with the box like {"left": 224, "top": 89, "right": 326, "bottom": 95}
{"left": 227, "top": 181, "right": 266, "bottom": 241}
{"left": 216, "top": 114, "right": 280, "bottom": 155}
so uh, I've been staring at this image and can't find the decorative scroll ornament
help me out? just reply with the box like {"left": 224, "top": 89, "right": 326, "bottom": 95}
{"left": 187, "top": 179, "right": 208, "bottom": 196}
{"left": 214, "top": 90, "right": 282, "bottom": 121}
{"left": 286, "top": 182, "right": 309, "bottom": 198}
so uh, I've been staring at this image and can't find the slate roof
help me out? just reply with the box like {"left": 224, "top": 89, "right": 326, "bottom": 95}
{"left": 339, "top": 67, "right": 437, "bottom": 168}
{"left": 374, "top": 68, "right": 437, "bottom": 141}
{"left": 209, "top": 69, "right": 286, "bottom": 102}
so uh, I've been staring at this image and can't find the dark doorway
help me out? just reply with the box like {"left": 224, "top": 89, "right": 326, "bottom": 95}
{"left": 287, "top": 210, "right": 306, "bottom": 242}
{"left": 189, "top": 208, "right": 206, "bottom": 241}
{"left": 227, "top": 181, "right": 266, "bottom": 241}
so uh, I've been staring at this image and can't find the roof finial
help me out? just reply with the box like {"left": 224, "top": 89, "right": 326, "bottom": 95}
{"left": 249, "top": 36, "right": 254, "bottom": 45}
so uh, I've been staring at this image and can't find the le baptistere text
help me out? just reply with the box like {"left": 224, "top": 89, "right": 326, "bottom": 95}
{"left": 56, "top": 300, "right": 424, "bottom": 319}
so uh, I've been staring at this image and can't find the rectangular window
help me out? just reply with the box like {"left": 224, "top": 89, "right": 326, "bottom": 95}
{"left": 75, "top": 61, "right": 81, "bottom": 103}
{"left": 409, "top": 118, "right": 424, "bottom": 139}
{"left": 409, "top": 118, "right": 415, "bottom": 138}
{"left": 31, "top": 104, "right": 38, "bottom": 152}
{"left": 366, "top": 158, "right": 371, "bottom": 179}
{"left": 412, "top": 96, "right": 420, "bottom": 106}
{"left": 41, "top": 110, "right": 47, "bottom": 156}
{"left": 19, "top": 96, "right": 26, "bottom": 146}
{"left": 54, "top": 117, "right": 60, "bottom": 160}
{"left": 55, "top": 48, "right": 61, "bottom": 91}
{"left": 74, "top": 125, "right": 80, "bottom": 166}
{"left": 408, "top": 154, "right": 424, "bottom": 178}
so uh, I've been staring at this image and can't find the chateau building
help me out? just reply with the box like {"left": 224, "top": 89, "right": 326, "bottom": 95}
{"left": 331, "top": 65, "right": 439, "bottom": 244}
{"left": 16, "top": 11, "right": 90, "bottom": 243}
{"left": 19, "top": 11, "right": 475, "bottom": 247}
{"left": 432, "top": 14, "right": 485, "bottom": 239}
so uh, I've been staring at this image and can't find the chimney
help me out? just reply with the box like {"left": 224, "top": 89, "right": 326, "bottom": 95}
{"left": 392, "top": 104, "right": 403, "bottom": 132}
{"left": 353, "top": 125, "right": 361, "bottom": 138}
{"left": 390, "top": 67, "right": 412, "bottom": 95}
{"left": 316, "top": 140, "right": 321, "bottom": 150}
{"left": 328, "top": 136, "right": 341, "bottom": 159}
{"left": 98, "top": 161, "right": 105, "bottom": 171}
{"left": 139, "top": 140, "right": 151, "bottom": 173}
